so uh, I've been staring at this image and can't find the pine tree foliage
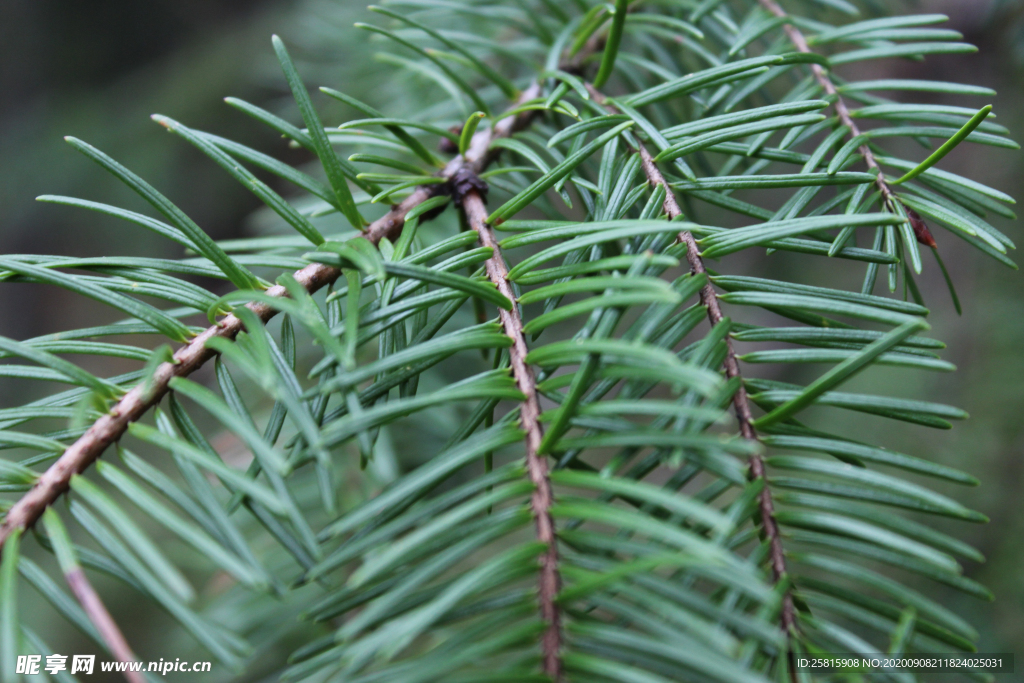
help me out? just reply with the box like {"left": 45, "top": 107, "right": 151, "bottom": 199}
{"left": 0, "top": 0, "right": 1015, "bottom": 681}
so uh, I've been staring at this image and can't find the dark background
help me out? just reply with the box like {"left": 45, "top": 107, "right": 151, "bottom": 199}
{"left": 1, "top": 0, "right": 1020, "bottom": 669}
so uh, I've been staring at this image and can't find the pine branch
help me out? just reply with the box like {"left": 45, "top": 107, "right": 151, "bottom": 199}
{"left": 588, "top": 84, "right": 797, "bottom": 635}
{"left": 461, "top": 188, "right": 562, "bottom": 681}
{"left": 0, "top": 86, "right": 544, "bottom": 554}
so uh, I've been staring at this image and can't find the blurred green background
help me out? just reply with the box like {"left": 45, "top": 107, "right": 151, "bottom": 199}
{"left": 1, "top": 0, "right": 1021, "bottom": 674}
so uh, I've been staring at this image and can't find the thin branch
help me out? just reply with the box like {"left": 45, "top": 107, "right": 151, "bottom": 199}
{"left": 0, "top": 228, "right": 370, "bottom": 551}
{"left": 0, "top": 85, "right": 543, "bottom": 553}
{"left": 64, "top": 567, "right": 146, "bottom": 683}
{"left": 757, "top": 0, "right": 897, "bottom": 206}
{"left": 441, "top": 61, "right": 609, "bottom": 683}
{"left": 588, "top": 84, "right": 796, "bottom": 634}
{"left": 461, "top": 188, "right": 561, "bottom": 681}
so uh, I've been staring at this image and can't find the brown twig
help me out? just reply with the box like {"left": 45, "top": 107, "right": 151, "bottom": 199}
{"left": 0, "top": 225, "right": 376, "bottom": 551}
{"left": 0, "top": 85, "right": 544, "bottom": 553}
{"left": 461, "top": 188, "right": 561, "bottom": 681}
{"left": 587, "top": 84, "right": 796, "bottom": 634}
{"left": 65, "top": 567, "right": 146, "bottom": 683}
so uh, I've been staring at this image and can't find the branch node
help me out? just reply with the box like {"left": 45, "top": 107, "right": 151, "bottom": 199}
{"left": 450, "top": 167, "right": 489, "bottom": 208}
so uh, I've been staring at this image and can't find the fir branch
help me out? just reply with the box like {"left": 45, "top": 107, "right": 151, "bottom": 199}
{"left": 757, "top": 0, "right": 898, "bottom": 207}
{"left": 0, "top": 252, "right": 356, "bottom": 553}
{"left": 0, "top": 86, "right": 545, "bottom": 554}
{"left": 589, "top": 84, "right": 797, "bottom": 635}
{"left": 0, "top": 4, "right": 1004, "bottom": 680}
{"left": 461, "top": 187, "right": 562, "bottom": 681}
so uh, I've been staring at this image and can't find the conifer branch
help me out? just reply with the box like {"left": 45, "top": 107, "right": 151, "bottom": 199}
{"left": 757, "top": 0, "right": 896, "bottom": 206}
{"left": 761, "top": 0, "right": 942, "bottom": 251}
{"left": 0, "top": 5, "right": 1000, "bottom": 680}
{"left": 588, "top": 84, "right": 797, "bottom": 635}
{"left": 461, "top": 188, "right": 562, "bottom": 681}
{"left": 0, "top": 85, "right": 544, "bottom": 553}
{"left": 0, "top": 234, "right": 376, "bottom": 552}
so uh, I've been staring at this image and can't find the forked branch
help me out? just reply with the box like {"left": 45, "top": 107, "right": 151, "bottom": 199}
{"left": 0, "top": 85, "right": 543, "bottom": 553}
